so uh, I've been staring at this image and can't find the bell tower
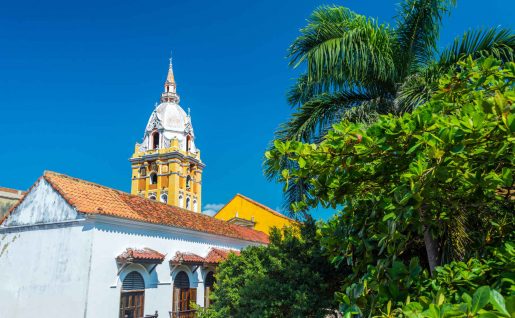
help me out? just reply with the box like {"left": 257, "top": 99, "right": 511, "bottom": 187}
{"left": 130, "top": 56, "right": 204, "bottom": 212}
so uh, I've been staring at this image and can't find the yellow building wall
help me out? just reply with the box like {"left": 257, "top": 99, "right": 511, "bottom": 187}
{"left": 214, "top": 194, "right": 297, "bottom": 235}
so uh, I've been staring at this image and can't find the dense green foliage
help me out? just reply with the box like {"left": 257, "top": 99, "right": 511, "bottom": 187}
{"left": 266, "top": 56, "right": 514, "bottom": 316}
{"left": 200, "top": 56, "right": 513, "bottom": 318}
{"left": 266, "top": 0, "right": 515, "bottom": 213}
{"left": 393, "top": 285, "right": 515, "bottom": 318}
{"left": 371, "top": 242, "right": 515, "bottom": 317}
{"left": 198, "top": 221, "right": 342, "bottom": 318}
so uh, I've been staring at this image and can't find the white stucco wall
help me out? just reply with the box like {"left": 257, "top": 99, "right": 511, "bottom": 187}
{"left": 0, "top": 179, "right": 93, "bottom": 318}
{"left": 0, "top": 179, "right": 261, "bottom": 318}
{"left": 3, "top": 178, "right": 80, "bottom": 227}
{"left": 86, "top": 217, "right": 256, "bottom": 317}
{"left": 0, "top": 224, "right": 93, "bottom": 317}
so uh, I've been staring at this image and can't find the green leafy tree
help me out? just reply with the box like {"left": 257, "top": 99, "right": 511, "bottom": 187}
{"left": 203, "top": 221, "right": 342, "bottom": 318}
{"left": 266, "top": 56, "right": 514, "bottom": 315}
{"left": 390, "top": 285, "right": 515, "bottom": 318}
{"left": 266, "top": 1, "right": 515, "bottom": 213}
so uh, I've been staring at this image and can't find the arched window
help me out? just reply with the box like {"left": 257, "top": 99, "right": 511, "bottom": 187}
{"left": 173, "top": 271, "right": 196, "bottom": 316}
{"left": 139, "top": 167, "right": 147, "bottom": 177}
{"left": 148, "top": 195, "right": 156, "bottom": 201}
{"left": 186, "top": 135, "right": 192, "bottom": 152}
{"left": 186, "top": 197, "right": 191, "bottom": 209}
{"left": 204, "top": 271, "right": 215, "bottom": 308}
{"left": 150, "top": 172, "right": 158, "bottom": 185}
{"left": 160, "top": 194, "right": 168, "bottom": 204}
{"left": 193, "top": 200, "right": 198, "bottom": 212}
{"left": 152, "top": 132, "right": 160, "bottom": 149}
{"left": 120, "top": 271, "right": 145, "bottom": 318}
{"left": 186, "top": 176, "right": 192, "bottom": 189}
{"left": 179, "top": 195, "right": 184, "bottom": 208}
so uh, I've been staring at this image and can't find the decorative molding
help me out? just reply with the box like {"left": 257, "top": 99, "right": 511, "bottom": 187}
{"left": 130, "top": 152, "right": 205, "bottom": 168}
{"left": 0, "top": 218, "right": 88, "bottom": 233}
{"left": 87, "top": 214, "right": 264, "bottom": 246}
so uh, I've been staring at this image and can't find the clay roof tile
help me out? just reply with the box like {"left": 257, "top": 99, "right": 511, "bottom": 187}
{"left": 1, "top": 171, "right": 269, "bottom": 244}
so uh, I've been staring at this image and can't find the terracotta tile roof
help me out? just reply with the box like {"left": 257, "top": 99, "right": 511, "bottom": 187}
{"left": 117, "top": 248, "right": 165, "bottom": 263}
{"left": 170, "top": 252, "right": 205, "bottom": 265}
{"left": 1, "top": 171, "right": 269, "bottom": 244}
{"left": 170, "top": 248, "right": 240, "bottom": 265}
{"left": 0, "top": 187, "right": 24, "bottom": 195}
{"left": 205, "top": 248, "right": 240, "bottom": 264}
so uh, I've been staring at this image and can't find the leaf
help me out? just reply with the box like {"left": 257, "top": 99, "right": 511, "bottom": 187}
{"left": 490, "top": 289, "right": 510, "bottom": 317}
{"left": 407, "top": 143, "right": 422, "bottom": 154}
{"left": 450, "top": 144, "right": 465, "bottom": 154}
{"left": 382, "top": 212, "right": 396, "bottom": 222}
{"left": 505, "top": 296, "right": 515, "bottom": 316}
{"left": 298, "top": 157, "right": 307, "bottom": 168}
{"left": 274, "top": 140, "right": 285, "bottom": 153}
{"left": 472, "top": 286, "right": 491, "bottom": 314}
{"left": 437, "top": 292, "right": 446, "bottom": 306}
{"left": 404, "top": 302, "right": 424, "bottom": 313}
{"left": 501, "top": 168, "right": 513, "bottom": 187}
{"left": 423, "top": 304, "right": 441, "bottom": 318}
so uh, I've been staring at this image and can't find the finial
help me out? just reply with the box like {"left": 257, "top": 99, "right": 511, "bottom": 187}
{"left": 165, "top": 51, "right": 176, "bottom": 85}
{"left": 161, "top": 50, "right": 179, "bottom": 103}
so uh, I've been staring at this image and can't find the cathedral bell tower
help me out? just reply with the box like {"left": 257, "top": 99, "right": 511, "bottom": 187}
{"left": 130, "top": 56, "right": 204, "bottom": 212}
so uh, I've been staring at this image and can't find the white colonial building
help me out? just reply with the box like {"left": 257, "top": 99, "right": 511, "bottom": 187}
{"left": 0, "top": 172, "right": 267, "bottom": 318}
{"left": 0, "top": 58, "right": 269, "bottom": 318}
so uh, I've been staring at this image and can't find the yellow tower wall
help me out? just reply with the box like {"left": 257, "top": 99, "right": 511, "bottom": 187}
{"left": 129, "top": 149, "right": 203, "bottom": 213}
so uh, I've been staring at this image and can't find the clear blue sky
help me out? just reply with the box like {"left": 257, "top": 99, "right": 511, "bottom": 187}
{"left": 1, "top": 0, "right": 513, "bottom": 219}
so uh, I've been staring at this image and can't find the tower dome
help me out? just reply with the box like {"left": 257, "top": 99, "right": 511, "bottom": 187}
{"left": 130, "top": 54, "right": 204, "bottom": 213}
{"left": 138, "top": 57, "right": 197, "bottom": 154}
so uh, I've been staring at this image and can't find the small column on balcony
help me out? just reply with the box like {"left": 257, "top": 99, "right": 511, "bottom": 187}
{"left": 195, "top": 269, "right": 205, "bottom": 308}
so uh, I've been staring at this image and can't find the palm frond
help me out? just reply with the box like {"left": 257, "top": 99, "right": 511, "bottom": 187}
{"left": 395, "top": 0, "right": 456, "bottom": 73}
{"left": 282, "top": 176, "right": 313, "bottom": 218}
{"left": 287, "top": 73, "right": 318, "bottom": 107}
{"left": 395, "top": 66, "right": 443, "bottom": 113}
{"left": 397, "top": 28, "right": 515, "bottom": 113}
{"left": 290, "top": 6, "right": 396, "bottom": 89}
{"left": 439, "top": 28, "right": 515, "bottom": 66}
{"left": 441, "top": 207, "right": 470, "bottom": 263}
{"left": 264, "top": 90, "right": 386, "bottom": 216}
{"left": 278, "top": 90, "right": 384, "bottom": 143}
{"left": 263, "top": 147, "right": 313, "bottom": 218}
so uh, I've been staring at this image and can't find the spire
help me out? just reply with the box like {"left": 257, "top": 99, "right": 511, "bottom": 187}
{"left": 166, "top": 52, "right": 175, "bottom": 84}
{"left": 161, "top": 52, "right": 180, "bottom": 103}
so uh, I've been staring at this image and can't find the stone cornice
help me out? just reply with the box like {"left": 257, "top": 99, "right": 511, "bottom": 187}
{"left": 130, "top": 151, "right": 205, "bottom": 168}
{"left": 0, "top": 215, "right": 264, "bottom": 247}
{"left": 88, "top": 214, "right": 264, "bottom": 246}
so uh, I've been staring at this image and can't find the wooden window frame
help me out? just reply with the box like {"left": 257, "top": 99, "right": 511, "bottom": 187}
{"left": 171, "top": 271, "right": 197, "bottom": 318}
{"left": 119, "top": 271, "right": 145, "bottom": 318}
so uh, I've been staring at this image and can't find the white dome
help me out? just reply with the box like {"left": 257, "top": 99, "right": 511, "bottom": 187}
{"left": 155, "top": 102, "right": 189, "bottom": 134}
{"left": 139, "top": 101, "right": 197, "bottom": 154}
{"left": 136, "top": 60, "right": 199, "bottom": 156}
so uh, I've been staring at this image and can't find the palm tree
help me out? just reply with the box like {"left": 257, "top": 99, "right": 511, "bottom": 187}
{"left": 267, "top": 0, "right": 515, "bottom": 214}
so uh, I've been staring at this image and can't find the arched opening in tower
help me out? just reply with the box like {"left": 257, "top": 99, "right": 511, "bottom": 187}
{"left": 152, "top": 132, "right": 160, "bottom": 149}
{"left": 150, "top": 172, "right": 158, "bottom": 185}
{"left": 186, "top": 135, "right": 191, "bottom": 152}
